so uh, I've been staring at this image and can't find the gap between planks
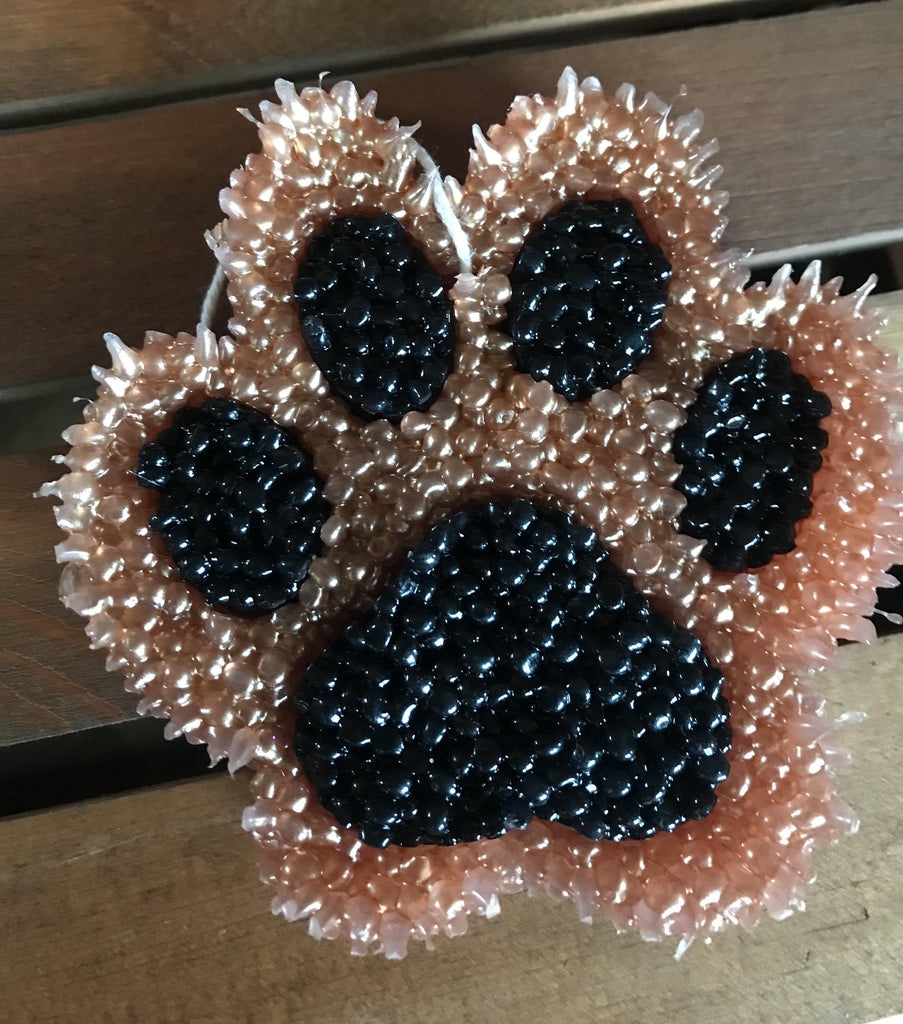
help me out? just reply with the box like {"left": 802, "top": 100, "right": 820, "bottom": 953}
{"left": 2, "top": 0, "right": 845, "bottom": 129}
{"left": 1, "top": 1, "right": 902, "bottom": 388}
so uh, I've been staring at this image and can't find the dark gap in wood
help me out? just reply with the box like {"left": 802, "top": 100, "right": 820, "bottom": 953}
{"left": 873, "top": 567, "right": 903, "bottom": 637}
{"left": 0, "top": 375, "right": 94, "bottom": 455}
{"left": 747, "top": 243, "right": 903, "bottom": 293}
{"left": 0, "top": 0, "right": 860, "bottom": 132}
{"left": 0, "top": 716, "right": 227, "bottom": 818}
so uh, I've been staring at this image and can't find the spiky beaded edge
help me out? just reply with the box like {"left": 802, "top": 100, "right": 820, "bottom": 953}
{"left": 43, "top": 72, "right": 903, "bottom": 958}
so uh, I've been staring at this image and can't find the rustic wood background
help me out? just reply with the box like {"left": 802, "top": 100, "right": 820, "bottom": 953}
{"left": 1, "top": 2, "right": 901, "bottom": 387}
{"left": 3, "top": 637, "right": 902, "bottom": 1023}
{"left": 2, "top": 1, "right": 902, "bottom": 1021}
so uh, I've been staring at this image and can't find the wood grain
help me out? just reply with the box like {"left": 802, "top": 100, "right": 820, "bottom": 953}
{"left": 1, "top": 1, "right": 902, "bottom": 387}
{"left": 0, "top": 455, "right": 136, "bottom": 747}
{"left": 0, "top": 0, "right": 809, "bottom": 116}
{"left": 2, "top": 635, "right": 901, "bottom": 1024}
{"left": 877, "top": 289, "right": 903, "bottom": 351}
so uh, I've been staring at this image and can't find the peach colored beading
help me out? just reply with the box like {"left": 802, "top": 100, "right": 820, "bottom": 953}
{"left": 48, "top": 72, "right": 902, "bottom": 958}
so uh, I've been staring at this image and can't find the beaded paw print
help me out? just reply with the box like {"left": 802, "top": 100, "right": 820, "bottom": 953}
{"left": 48, "top": 70, "right": 903, "bottom": 958}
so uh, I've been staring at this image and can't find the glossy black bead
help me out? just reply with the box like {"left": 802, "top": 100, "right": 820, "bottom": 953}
{"left": 293, "top": 500, "right": 730, "bottom": 848}
{"left": 504, "top": 199, "right": 671, "bottom": 401}
{"left": 673, "top": 347, "right": 831, "bottom": 572}
{"left": 137, "top": 398, "right": 330, "bottom": 616}
{"left": 293, "top": 213, "right": 454, "bottom": 423}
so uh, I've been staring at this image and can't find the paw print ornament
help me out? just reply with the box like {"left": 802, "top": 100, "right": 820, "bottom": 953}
{"left": 46, "top": 70, "right": 903, "bottom": 958}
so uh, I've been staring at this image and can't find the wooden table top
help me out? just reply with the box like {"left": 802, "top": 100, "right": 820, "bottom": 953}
{"left": 3, "top": 637, "right": 903, "bottom": 1023}
{"left": 2, "top": 2, "right": 902, "bottom": 1021}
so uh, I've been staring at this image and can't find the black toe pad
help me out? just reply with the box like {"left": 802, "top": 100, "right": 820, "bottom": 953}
{"left": 294, "top": 500, "right": 731, "bottom": 848}
{"left": 674, "top": 347, "right": 831, "bottom": 572}
{"left": 138, "top": 398, "right": 330, "bottom": 616}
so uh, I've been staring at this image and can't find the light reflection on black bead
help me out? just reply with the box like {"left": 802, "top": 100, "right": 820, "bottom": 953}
{"left": 294, "top": 213, "right": 454, "bottom": 423}
{"left": 674, "top": 347, "right": 831, "bottom": 572}
{"left": 294, "top": 500, "right": 731, "bottom": 848}
{"left": 504, "top": 199, "right": 671, "bottom": 401}
{"left": 137, "top": 398, "right": 330, "bottom": 616}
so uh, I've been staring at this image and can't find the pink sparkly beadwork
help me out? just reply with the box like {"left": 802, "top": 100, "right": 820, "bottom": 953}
{"left": 45, "top": 70, "right": 903, "bottom": 958}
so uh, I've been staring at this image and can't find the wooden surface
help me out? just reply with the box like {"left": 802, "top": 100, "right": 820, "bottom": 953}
{"left": 0, "top": 455, "right": 132, "bottom": 747}
{"left": 2, "top": 1, "right": 903, "bottom": 387}
{"left": 2, "top": 636, "right": 901, "bottom": 1024}
{"left": 879, "top": 290, "right": 903, "bottom": 345}
{"left": 3, "top": 2, "right": 903, "bottom": 1019}
{"left": 0, "top": 0, "right": 819, "bottom": 117}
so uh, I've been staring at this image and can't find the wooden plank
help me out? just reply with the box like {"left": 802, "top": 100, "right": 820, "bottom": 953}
{"left": 3, "top": 287, "right": 902, "bottom": 748}
{"left": 2, "top": 635, "right": 901, "bottom": 1023}
{"left": 878, "top": 289, "right": 903, "bottom": 352}
{"left": 1, "top": 1, "right": 902, "bottom": 386}
{"left": 0, "top": 454, "right": 136, "bottom": 747}
{"left": 0, "top": 0, "right": 808, "bottom": 117}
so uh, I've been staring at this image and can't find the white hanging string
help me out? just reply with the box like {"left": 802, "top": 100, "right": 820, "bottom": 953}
{"left": 409, "top": 141, "right": 473, "bottom": 276}
{"left": 199, "top": 264, "right": 227, "bottom": 329}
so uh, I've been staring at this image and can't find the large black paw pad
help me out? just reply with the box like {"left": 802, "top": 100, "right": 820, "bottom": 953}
{"left": 294, "top": 213, "right": 455, "bottom": 423}
{"left": 137, "top": 398, "right": 330, "bottom": 616}
{"left": 673, "top": 347, "right": 831, "bottom": 572}
{"left": 294, "top": 500, "right": 730, "bottom": 849}
{"left": 504, "top": 199, "right": 671, "bottom": 401}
